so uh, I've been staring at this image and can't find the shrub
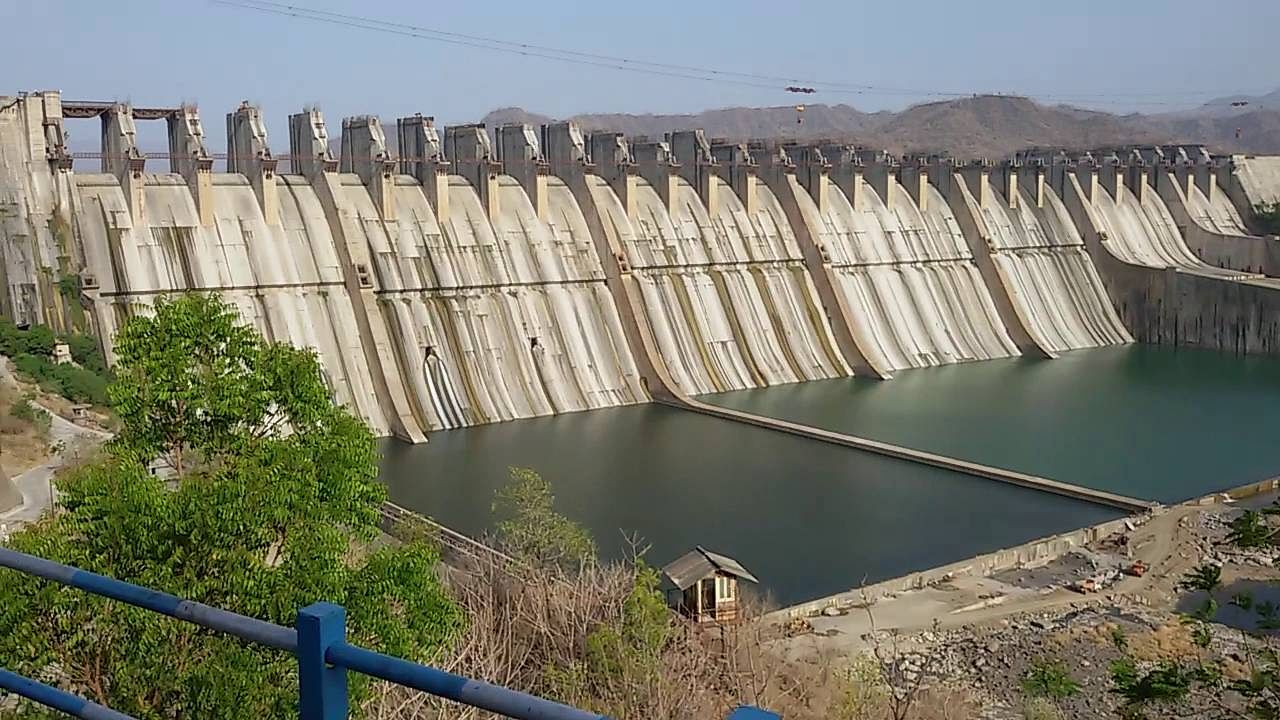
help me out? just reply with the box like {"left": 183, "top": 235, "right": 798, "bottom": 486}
{"left": 0, "top": 319, "right": 55, "bottom": 357}
{"left": 1227, "top": 509, "right": 1274, "bottom": 548}
{"left": 18, "top": 324, "right": 54, "bottom": 357}
{"left": 9, "top": 351, "right": 108, "bottom": 405}
{"left": 1022, "top": 658, "right": 1081, "bottom": 700}
{"left": 493, "top": 467, "right": 597, "bottom": 569}
{"left": 0, "top": 322, "right": 109, "bottom": 403}
{"left": 49, "top": 362, "right": 108, "bottom": 404}
{"left": 9, "top": 397, "right": 51, "bottom": 434}
{"left": 64, "top": 332, "right": 106, "bottom": 374}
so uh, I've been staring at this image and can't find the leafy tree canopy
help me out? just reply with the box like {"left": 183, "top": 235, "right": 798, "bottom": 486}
{"left": 0, "top": 294, "right": 462, "bottom": 719}
{"left": 493, "top": 466, "right": 597, "bottom": 570}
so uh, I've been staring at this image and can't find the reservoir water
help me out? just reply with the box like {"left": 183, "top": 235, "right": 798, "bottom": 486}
{"left": 707, "top": 345, "right": 1280, "bottom": 503}
{"left": 380, "top": 404, "right": 1117, "bottom": 606}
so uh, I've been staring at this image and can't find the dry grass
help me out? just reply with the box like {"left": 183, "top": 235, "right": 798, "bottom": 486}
{"left": 1075, "top": 621, "right": 1206, "bottom": 665}
{"left": 0, "top": 382, "right": 53, "bottom": 476}
{"left": 360, "top": 548, "right": 978, "bottom": 720}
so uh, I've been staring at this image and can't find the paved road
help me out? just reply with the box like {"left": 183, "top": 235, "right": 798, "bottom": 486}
{"left": 0, "top": 405, "right": 110, "bottom": 536}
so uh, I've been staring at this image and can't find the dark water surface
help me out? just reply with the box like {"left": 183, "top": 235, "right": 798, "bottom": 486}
{"left": 706, "top": 345, "right": 1280, "bottom": 503}
{"left": 380, "top": 403, "right": 1117, "bottom": 606}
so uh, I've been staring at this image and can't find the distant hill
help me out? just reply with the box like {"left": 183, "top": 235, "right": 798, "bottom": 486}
{"left": 480, "top": 92, "right": 1280, "bottom": 160}
{"left": 859, "top": 96, "right": 1162, "bottom": 159}
{"left": 1177, "top": 88, "right": 1280, "bottom": 118}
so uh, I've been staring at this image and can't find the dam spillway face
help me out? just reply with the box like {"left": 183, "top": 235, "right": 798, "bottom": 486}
{"left": 589, "top": 132, "right": 849, "bottom": 395}
{"left": 965, "top": 163, "right": 1131, "bottom": 353}
{"left": 785, "top": 149, "right": 1021, "bottom": 372}
{"left": 5, "top": 91, "right": 1280, "bottom": 442}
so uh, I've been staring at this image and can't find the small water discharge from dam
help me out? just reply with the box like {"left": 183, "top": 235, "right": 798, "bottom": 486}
{"left": 7, "top": 91, "right": 1280, "bottom": 604}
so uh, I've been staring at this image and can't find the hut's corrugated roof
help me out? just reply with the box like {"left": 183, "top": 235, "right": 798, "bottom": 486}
{"left": 660, "top": 546, "right": 759, "bottom": 591}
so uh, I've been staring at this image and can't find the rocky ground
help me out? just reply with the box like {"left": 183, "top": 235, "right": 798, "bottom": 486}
{"left": 774, "top": 495, "right": 1280, "bottom": 718}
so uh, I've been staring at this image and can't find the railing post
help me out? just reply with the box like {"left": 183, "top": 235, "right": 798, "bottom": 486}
{"left": 297, "top": 602, "right": 349, "bottom": 720}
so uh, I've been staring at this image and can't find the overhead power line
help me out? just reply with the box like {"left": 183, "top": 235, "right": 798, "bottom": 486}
{"left": 212, "top": 0, "right": 1269, "bottom": 108}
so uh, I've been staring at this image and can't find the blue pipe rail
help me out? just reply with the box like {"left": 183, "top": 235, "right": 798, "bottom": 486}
{"left": 0, "top": 547, "right": 779, "bottom": 720}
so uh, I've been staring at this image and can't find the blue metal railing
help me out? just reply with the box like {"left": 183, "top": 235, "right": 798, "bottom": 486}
{"left": 0, "top": 547, "right": 778, "bottom": 720}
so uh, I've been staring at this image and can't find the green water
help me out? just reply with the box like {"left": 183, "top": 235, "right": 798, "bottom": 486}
{"left": 379, "top": 404, "right": 1117, "bottom": 606}
{"left": 706, "top": 345, "right": 1280, "bottom": 503}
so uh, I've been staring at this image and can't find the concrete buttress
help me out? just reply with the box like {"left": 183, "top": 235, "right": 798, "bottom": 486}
{"left": 754, "top": 142, "right": 890, "bottom": 378}
{"left": 543, "top": 122, "right": 681, "bottom": 402}
{"left": 292, "top": 110, "right": 427, "bottom": 443}
{"left": 945, "top": 158, "right": 1055, "bottom": 359}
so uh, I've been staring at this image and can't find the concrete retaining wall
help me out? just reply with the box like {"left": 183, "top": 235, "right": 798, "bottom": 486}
{"left": 773, "top": 475, "right": 1280, "bottom": 620}
{"left": 769, "top": 515, "right": 1135, "bottom": 619}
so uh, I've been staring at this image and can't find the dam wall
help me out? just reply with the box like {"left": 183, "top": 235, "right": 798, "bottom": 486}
{"left": 1132, "top": 146, "right": 1280, "bottom": 277}
{"left": 1053, "top": 153, "right": 1280, "bottom": 355}
{"left": 1226, "top": 155, "right": 1280, "bottom": 235}
{"left": 775, "top": 144, "right": 1019, "bottom": 373}
{"left": 351, "top": 117, "right": 646, "bottom": 431}
{"left": 71, "top": 103, "right": 398, "bottom": 437}
{"left": 8, "top": 90, "right": 1280, "bottom": 443}
{"left": 0, "top": 92, "right": 80, "bottom": 332}
{"left": 959, "top": 160, "right": 1131, "bottom": 353}
{"left": 578, "top": 129, "right": 849, "bottom": 395}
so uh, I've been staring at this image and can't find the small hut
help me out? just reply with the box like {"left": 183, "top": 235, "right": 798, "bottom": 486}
{"left": 660, "top": 546, "right": 758, "bottom": 623}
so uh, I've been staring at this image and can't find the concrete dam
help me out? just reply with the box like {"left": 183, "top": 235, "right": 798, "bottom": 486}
{"left": 4, "top": 90, "right": 1280, "bottom": 447}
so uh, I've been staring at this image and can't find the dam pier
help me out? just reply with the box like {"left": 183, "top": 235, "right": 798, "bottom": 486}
{"left": 5, "top": 90, "right": 1280, "bottom": 603}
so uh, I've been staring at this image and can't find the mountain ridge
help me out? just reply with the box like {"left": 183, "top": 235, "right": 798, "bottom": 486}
{"left": 482, "top": 93, "right": 1280, "bottom": 159}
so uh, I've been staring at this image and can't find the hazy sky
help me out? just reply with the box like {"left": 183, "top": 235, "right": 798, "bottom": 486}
{"left": 5, "top": 0, "right": 1279, "bottom": 151}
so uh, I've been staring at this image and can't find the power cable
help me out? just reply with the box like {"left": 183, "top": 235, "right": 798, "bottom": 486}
{"left": 212, "top": 0, "right": 1271, "bottom": 108}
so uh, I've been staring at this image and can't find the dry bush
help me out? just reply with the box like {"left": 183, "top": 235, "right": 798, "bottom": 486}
{"left": 362, "top": 551, "right": 838, "bottom": 720}
{"left": 361, "top": 548, "right": 976, "bottom": 720}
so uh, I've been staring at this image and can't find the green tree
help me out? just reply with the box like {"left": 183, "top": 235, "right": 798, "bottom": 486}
{"left": 546, "top": 564, "right": 674, "bottom": 718}
{"left": 0, "top": 294, "right": 462, "bottom": 719}
{"left": 493, "top": 466, "right": 596, "bottom": 569}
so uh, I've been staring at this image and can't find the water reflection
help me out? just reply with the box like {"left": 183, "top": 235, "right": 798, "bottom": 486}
{"left": 380, "top": 403, "right": 1117, "bottom": 606}
{"left": 706, "top": 345, "right": 1280, "bottom": 503}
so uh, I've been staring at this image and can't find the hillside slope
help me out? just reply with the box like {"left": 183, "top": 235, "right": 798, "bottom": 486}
{"left": 481, "top": 93, "right": 1280, "bottom": 159}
